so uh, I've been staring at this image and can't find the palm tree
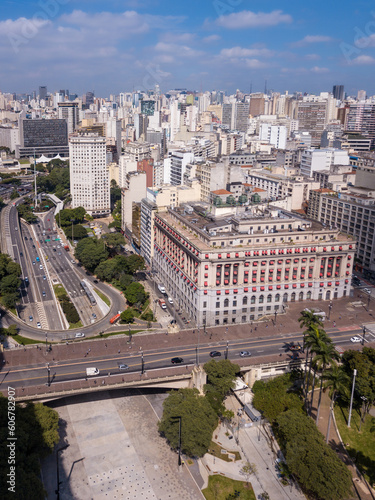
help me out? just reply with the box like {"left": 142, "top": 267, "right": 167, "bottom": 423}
{"left": 313, "top": 342, "right": 340, "bottom": 424}
{"left": 303, "top": 325, "right": 330, "bottom": 407}
{"left": 323, "top": 365, "right": 350, "bottom": 443}
{"left": 298, "top": 310, "right": 324, "bottom": 395}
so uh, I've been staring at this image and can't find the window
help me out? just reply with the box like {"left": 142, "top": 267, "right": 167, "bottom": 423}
{"left": 267, "top": 294, "right": 272, "bottom": 303}
{"left": 224, "top": 298, "right": 229, "bottom": 307}
{"left": 251, "top": 295, "right": 256, "bottom": 304}
{"left": 243, "top": 296, "right": 248, "bottom": 305}
{"left": 275, "top": 294, "right": 280, "bottom": 302}
{"left": 259, "top": 295, "right": 264, "bottom": 304}
{"left": 216, "top": 302, "right": 220, "bottom": 308}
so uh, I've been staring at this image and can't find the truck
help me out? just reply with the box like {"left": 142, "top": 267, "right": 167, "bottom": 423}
{"left": 64, "top": 245, "right": 69, "bottom": 251}
{"left": 86, "top": 367, "right": 100, "bottom": 376}
{"left": 109, "top": 313, "right": 121, "bottom": 324}
{"left": 158, "top": 284, "right": 166, "bottom": 295}
{"left": 159, "top": 299, "right": 167, "bottom": 310}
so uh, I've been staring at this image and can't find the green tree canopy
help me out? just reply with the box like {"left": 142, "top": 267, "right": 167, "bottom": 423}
{"left": 74, "top": 238, "right": 109, "bottom": 272}
{"left": 277, "top": 409, "right": 352, "bottom": 500}
{"left": 204, "top": 359, "right": 239, "bottom": 397}
{"left": 120, "top": 308, "right": 135, "bottom": 323}
{"left": 341, "top": 348, "right": 375, "bottom": 414}
{"left": 124, "top": 282, "right": 148, "bottom": 306}
{"left": 252, "top": 374, "right": 304, "bottom": 423}
{"left": 101, "top": 232, "right": 125, "bottom": 252}
{"left": 158, "top": 388, "right": 218, "bottom": 457}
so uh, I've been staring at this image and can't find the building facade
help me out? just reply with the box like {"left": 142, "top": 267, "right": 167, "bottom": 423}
{"left": 69, "top": 133, "right": 110, "bottom": 217}
{"left": 152, "top": 205, "right": 355, "bottom": 326}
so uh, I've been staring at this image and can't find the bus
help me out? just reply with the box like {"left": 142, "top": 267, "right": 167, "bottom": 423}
{"left": 110, "top": 313, "right": 121, "bottom": 324}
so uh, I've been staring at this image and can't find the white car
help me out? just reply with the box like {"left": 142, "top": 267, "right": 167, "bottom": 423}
{"left": 363, "top": 288, "right": 372, "bottom": 295}
{"left": 36, "top": 322, "right": 41, "bottom": 328}
{"left": 168, "top": 297, "right": 174, "bottom": 304}
{"left": 39, "top": 264, "right": 43, "bottom": 270}
{"left": 350, "top": 336, "right": 362, "bottom": 343}
{"left": 75, "top": 332, "right": 85, "bottom": 338}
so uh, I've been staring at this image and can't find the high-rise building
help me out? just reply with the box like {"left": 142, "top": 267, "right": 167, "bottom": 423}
{"left": 332, "top": 85, "right": 344, "bottom": 101}
{"left": 85, "top": 91, "right": 95, "bottom": 108}
{"left": 345, "top": 102, "right": 375, "bottom": 147}
{"left": 297, "top": 101, "right": 327, "bottom": 146}
{"left": 69, "top": 133, "right": 110, "bottom": 217}
{"left": 249, "top": 94, "right": 265, "bottom": 117}
{"left": 39, "top": 86, "right": 47, "bottom": 100}
{"left": 58, "top": 102, "right": 79, "bottom": 135}
{"left": 16, "top": 116, "right": 68, "bottom": 157}
{"left": 357, "top": 90, "right": 366, "bottom": 101}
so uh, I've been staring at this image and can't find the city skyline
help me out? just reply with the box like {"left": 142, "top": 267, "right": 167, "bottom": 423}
{"left": 0, "top": 0, "right": 375, "bottom": 96}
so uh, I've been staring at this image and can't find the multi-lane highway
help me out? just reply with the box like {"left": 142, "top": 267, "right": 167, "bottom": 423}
{"left": 3, "top": 328, "right": 367, "bottom": 390}
{"left": 5, "top": 202, "right": 125, "bottom": 335}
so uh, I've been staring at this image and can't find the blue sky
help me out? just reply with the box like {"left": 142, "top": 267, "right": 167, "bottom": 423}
{"left": 1, "top": 0, "right": 374, "bottom": 97}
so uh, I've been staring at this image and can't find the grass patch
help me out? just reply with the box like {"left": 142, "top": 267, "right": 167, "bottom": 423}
{"left": 208, "top": 441, "right": 241, "bottom": 462}
{"left": 94, "top": 288, "right": 110, "bottom": 307}
{"left": 335, "top": 403, "right": 375, "bottom": 486}
{"left": 12, "top": 335, "right": 42, "bottom": 345}
{"left": 202, "top": 475, "right": 255, "bottom": 500}
{"left": 53, "top": 284, "right": 67, "bottom": 298}
{"left": 19, "top": 159, "right": 30, "bottom": 165}
{"left": 98, "top": 329, "right": 144, "bottom": 339}
{"left": 68, "top": 321, "right": 83, "bottom": 330}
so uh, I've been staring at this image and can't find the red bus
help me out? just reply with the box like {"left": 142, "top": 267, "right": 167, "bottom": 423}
{"left": 109, "top": 313, "right": 121, "bottom": 324}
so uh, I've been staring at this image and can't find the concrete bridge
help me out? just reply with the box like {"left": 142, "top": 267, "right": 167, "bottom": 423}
{"left": 13, "top": 358, "right": 306, "bottom": 403}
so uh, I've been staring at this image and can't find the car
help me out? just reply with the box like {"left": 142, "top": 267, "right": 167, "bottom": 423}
{"left": 14, "top": 227, "right": 18, "bottom": 231}
{"left": 29, "top": 315, "right": 33, "bottom": 322}
{"left": 75, "top": 332, "right": 85, "bottom": 338}
{"left": 43, "top": 275, "right": 46, "bottom": 280}
{"left": 20, "top": 252, "right": 23, "bottom": 257}
{"left": 58, "top": 252, "right": 62, "bottom": 255}
{"left": 32, "top": 244, "right": 35, "bottom": 248}
{"left": 24, "top": 277, "right": 28, "bottom": 282}
{"left": 36, "top": 322, "right": 41, "bottom": 328}
{"left": 171, "top": 357, "right": 184, "bottom": 364}
{"left": 118, "top": 363, "right": 129, "bottom": 371}
{"left": 92, "top": 313, "right": 97, "bottom": 319}
{"left": 363, "top": 288, "right": 372, "bottom": 295}
{"left": 42, "top": 291, "right": 46, "bottom": 297}
{"left": 24, "top": 236, "right": 28, "bottom": 240}
{"left": 168, "top": 297, "right": 174, "bottom": 304}
{"left": 93, "top": 279, "right": 98, "bottom": 284}
{"left": 53, "top": 248, "right": 56, "bottom": 252}
{"left": 71, "top": 259, "right": 75, "bottom": 264}
{"left": 240, "top": 351, "right": 251, "bottom": 357}
{"left": 39, "top": 264, "right": 43, "bottom": 270}
{"left": 57, "top": 245, "right": 60, "bottom": 249}
{"left": 210, "top": 351, "right": 221, "bottom": 358}
{"left": 32, "top": 261, "right": 35, "bottom": 265}
{"left": 289, "top": 343, "right": 302, "bottom": 351}
{"left": 47, "top": 219, "right": 50, "bottom": 221}
{"left": 350, "top": 336, "right": 362, "bottom": 343}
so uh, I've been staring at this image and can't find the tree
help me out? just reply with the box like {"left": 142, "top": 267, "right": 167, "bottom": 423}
{"left": 240, "top": 462, "right": 257, "bottom": 483}
{"left": 277, "top": 409, "right": 352, "bottom": 500}
{"left": 124, "top": 282, "right": 148, "bottom": 307}
{"left": 125, "top": 254, "right": 145, "bottom": 274}
{"left": 118, "top": 273, "right": 134, "bottom": 291}
{"left": 0, "top": 274, "right": 21, "bottom": 295}
{"left": 341, "top": 348, "right": 375, "bottom": 415}
{"left": 120, "top": 308, "right": 135, "bottom": 323}
{"left": 204, "top": 359, "right": 239, "bottom": 397}
{"left": 323, "top": 365, "right": 350, "bottom": 443}
{"left": 313, "top": 342, "right": 340, "bottom": 424}
{"left": 65, "top": 223, "right": 88, "bottom": 241}
{"left": 10, "top": 188, "right": 18, "bottom": 200}
{"left": 158, "top": 388, "right": 217, "bottom": 457}
{"left": 101, "top": 233, "right": 125, "bottom": 253}
{"left": 303, "top": 325, "right": 330, "bottom": 407}
{"left": 1, "top": 292, "right": 20, "bottom": 309}
{"left": 75, "top": 238, "right": 109, "bottom": 272}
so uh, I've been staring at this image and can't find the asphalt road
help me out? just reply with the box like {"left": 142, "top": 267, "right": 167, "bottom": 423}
{"left": 3, "top": 328, "right": 364, "bottom": 390}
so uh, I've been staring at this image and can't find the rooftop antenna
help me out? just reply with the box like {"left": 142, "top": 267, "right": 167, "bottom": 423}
{"left": 264, "top": 80, "right": 267, "bottom": 95}
{"left": 249, "top": 82, "right": 252, "bottom": 94}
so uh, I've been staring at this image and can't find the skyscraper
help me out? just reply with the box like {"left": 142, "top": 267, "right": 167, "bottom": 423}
{"left": 332, "top": 85, "right": 344, "bottom": 101}
{"left": 58, "top": 102, "right": 79, "bottom": 135}
{"left": 69, "top": 133, "right": 110, "bottom": 217}
{"left": 39, "top": 86, "right": 47, "bottom": 100}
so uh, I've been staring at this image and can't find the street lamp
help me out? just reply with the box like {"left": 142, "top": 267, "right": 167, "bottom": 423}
{"left": 45, "top": 332, "right": 48, "bottom": 353}
{"left": 70, "top": 219, "right": 75, "bottom": 244}
{"left": 274, "top": 310, "right": 277, "bottom": 324}
{"left": 46, "top": 363, "right": 51, "bottom": 386}
{"left": 359, "top": 396, "right": 368, "bottom": 432}
{"left": 196, "top": 327, "right": 200, "bottom": 365}
{"left": 347, "top": 369, "right": 357, "bottom": 428}
{"left": 362, "top": 326, "right": 366, "bottom": 346}
{"left": 55, "top": 443, "right": 69, "bottom": 499}
{"left": 171, "top": 416, "right": 182, "bottom": 467}
{"left": 367, "top": 293, "right": 371, "bottom": 312}
{"left": 328, "top": 301, "right": 332, "bottom": 320}
{"left": 225, "top": 340, "right": 229, "bottom": 360}
{"left": 141, "top": 351, "right": 145, "bottom": 374}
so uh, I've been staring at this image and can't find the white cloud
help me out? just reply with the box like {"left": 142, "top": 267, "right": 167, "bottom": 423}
{"left": 349, "top": 55, "right": 375, "bottom": 65}
{"left": 215, "top": 10, "right": 292, "bottom": 29}
{"left": 305, "top": 53, "right": 320, "bottom": 61}
{"left": 292, "top": 35, "right": 334, "bottom": 47}
{"left": 159, "top": 32, "right": 196, "bottom": 44}
{"left": 202, "top": 34, "right": 220, "bottom": 43}
{"left": 220, "top": 46, "right": 274, "bottom": 58}
{"left": 310, "top": 66, "right": 329, "bottom": 73}
{"left": 354, "top": 34, "right": 375, "bottom": 48}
